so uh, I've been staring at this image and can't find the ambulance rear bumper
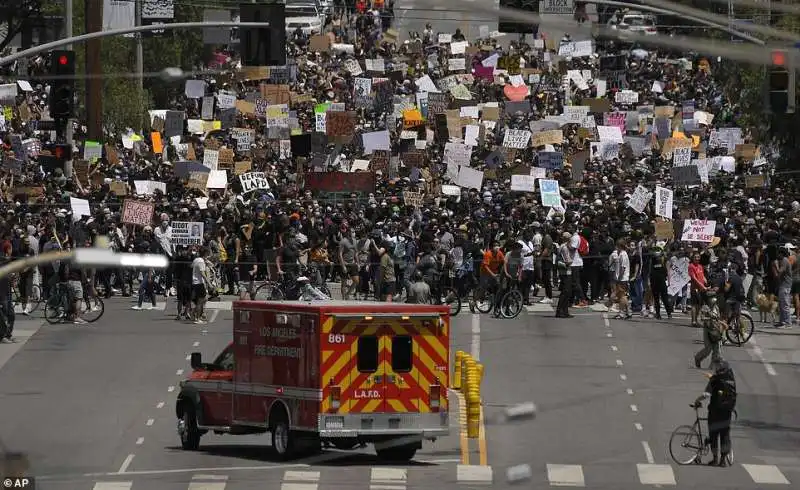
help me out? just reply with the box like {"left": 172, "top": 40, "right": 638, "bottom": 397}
{"left": 318, "top": 412, "right": 449, "bottom": 438}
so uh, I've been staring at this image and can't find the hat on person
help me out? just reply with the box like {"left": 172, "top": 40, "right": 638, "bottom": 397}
{"left": 785, "top": 243, "right": 796, "bottom": 250}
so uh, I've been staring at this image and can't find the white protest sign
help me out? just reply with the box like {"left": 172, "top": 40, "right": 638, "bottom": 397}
{"left": 239, "top": 172, "right": 270, "bottom": 193}
{"left": 597, "top": 125, "right": 624, "bottom": 143}
{"left": 203, "top": 149, "right": 219, "bottom": 169}
{"left": 667, "top": 257, "right": 690, "bottom": 296}
{"left": 626, "top": 185, "right": 652, "bottom": 213}
{"left": 655, "top": 186, "right": 673, "bottom": 219}
{"left": 171, "top": 221, "right": 204, "bottom": 246}
{"left": 673, "top": 147, "right": 692, "bottom": 166}
{"left": 511, "top": 174, "right": 536, "bottom": 192}
{"left": 615, "top": 90, "right": 638, "bottom": 104}
{"left": 502, "top": 129, "right": 532, "bottom": 149}
{"left": 681, "top": 219, "right": 716, "bottom": 243}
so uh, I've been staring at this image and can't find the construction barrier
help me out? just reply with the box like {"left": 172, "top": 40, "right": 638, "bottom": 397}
{"left": 453, "top": 350, "right": 464, "bottom": 390}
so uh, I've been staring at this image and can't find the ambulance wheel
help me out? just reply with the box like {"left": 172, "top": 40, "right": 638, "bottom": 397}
{"left": 270, "top": 414, "right": 295, "bottom": 459}
{"left": 179, "top": 406, "right": 201, "bottom": 450}
{"left": 376, "top": 443, "right": 417, "bottom": 462}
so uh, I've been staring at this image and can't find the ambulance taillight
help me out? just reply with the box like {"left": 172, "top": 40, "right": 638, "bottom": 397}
{"left": 430, "top": 385, "right": 441, "bottom": 412}
{"left": 330, "top": 386, "right": 341, "bottom": 411}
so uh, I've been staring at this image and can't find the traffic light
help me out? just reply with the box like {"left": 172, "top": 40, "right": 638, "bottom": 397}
{"left": 768, "top": 50, "right": 795, "bottom": 114}
{"left": 48, "top": 50, "right": 76, "bottom": 122}
{"left": 38, "top": 144, "right": 72, "bottom": 171}
{"left": 240, "top": 3, "right": 286, "bottom": 67}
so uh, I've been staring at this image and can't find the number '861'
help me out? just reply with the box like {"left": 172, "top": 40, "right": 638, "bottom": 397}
{"left": 328, "top": 334, "right": 346, "bottom": 344}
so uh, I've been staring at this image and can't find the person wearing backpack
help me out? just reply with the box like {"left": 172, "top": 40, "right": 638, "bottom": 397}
{"left": 693, "top": 361, "right": 737, "bottom": 467}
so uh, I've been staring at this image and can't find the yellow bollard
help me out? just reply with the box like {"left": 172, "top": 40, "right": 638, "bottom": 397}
{"left": 477, "top": 364, "right": 484, "bottom": 384}
{"left": 462, "top": 356, "right": 473, "bottom": 389}
{"left": 453, "top": 351, "right": 464, "bottom": 390}
{"left": 466, "top": 390, "right": 481, "bottom": 438}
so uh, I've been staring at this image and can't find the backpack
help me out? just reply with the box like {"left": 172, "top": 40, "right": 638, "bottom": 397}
{"left": 711, "top": 374, "right": 737, "bottom": 412}
{"left": 393, "top": 240, "right": 406, "bottom": 261}
{"left": 578, "top": 235, "right": 590, "bottom": 256}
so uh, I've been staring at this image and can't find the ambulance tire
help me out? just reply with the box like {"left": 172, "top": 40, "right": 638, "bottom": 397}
{"left": 270, "top": 412, "right": 296, "bottom": 460}
{"left": 179, "top": 405, "right": 201, "bottom": 450}
{"left": 375, "top": 444, "right": 417, "bottom": 462}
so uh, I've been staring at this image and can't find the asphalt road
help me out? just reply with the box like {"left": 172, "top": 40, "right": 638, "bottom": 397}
{"left": 1, "top": 294, "right": 798, "bottom": 489}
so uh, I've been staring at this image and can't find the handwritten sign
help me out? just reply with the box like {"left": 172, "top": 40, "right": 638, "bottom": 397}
{"left": 681, "top": 219, "right": 716, "bottom": 243}
{"left": 122, "top": 200, "right": 154, "bottom": 226}
{"left": 239, "top": 172, "right": 270, "bottom": 193}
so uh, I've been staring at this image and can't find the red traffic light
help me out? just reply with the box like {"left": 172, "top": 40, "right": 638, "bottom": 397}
{"left": 58, "top": 55, "right": 69, "bottom": 66}
{"left": 772, "top": 50, "right": 787, "bottom": 67}
{"left": 54, "top": 147, "right": 65, "bottom": 159}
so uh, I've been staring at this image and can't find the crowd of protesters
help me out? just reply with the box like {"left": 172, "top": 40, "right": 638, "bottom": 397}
{"left": 0, "top": 4, "right": 797, "bottom": 335}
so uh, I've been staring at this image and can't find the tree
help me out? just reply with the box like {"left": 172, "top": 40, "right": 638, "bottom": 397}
{"left": 0, "top": 0, "right": 43, "bottom": 53}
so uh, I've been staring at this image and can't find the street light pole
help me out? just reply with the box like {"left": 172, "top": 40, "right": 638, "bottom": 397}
{"left": 65, "top": 0, "right": 73, "bottom": 50}
{"left": 135, "top": 0, "right": 144, "bottom": 95}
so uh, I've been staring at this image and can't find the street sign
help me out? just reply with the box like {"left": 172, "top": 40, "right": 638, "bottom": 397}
{"left": 539, "top": 0, "right": 574, "bottom": 15}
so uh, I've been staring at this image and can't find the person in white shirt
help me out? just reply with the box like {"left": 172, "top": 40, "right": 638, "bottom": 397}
{"left": 518, "top": 229, "right": 537, "bottom": 305}
{"left": 570, "top": 230, "right": 588, "bottom": 306}
{"left": 191, "top": 248, "right": 211, "bottom": 324}
{"left": 614, "top": 239, "right": 631, "bottom": 319}
{"left": 154, "top": 214, "right": 176, "bottom": 296}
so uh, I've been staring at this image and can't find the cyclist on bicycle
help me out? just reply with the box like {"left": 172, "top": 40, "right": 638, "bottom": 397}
{"left": 480, "top": 240, "right": 505, "bottom": 308}
{"left": 693, "top": 360, "right": 737, "bottom": 467}
{"left": 497, "top": 241, "right": 523, "bottom": 314}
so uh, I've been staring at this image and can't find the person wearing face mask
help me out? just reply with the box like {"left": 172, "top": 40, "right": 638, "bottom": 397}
{"left": 338, "top": 224, "right": 359, "bottom": 300}
{"left": 689, "top": 252, "right": 708, "bottom": 328}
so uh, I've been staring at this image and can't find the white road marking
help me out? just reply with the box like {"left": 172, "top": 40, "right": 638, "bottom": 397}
{"left": 505, "top": 464, "right": 532, "bottom": 483}
{"left": 641, "top": 441, "right": 655, "bottom": 464}
{"left": 635, "top": 423, "right": 643, "bottom": 431}
{"left": 546, "top": 463, "right": 585, "bottom": 486}
{"left": 176, "top": 369, "right": 184, "bottom": 375}
{"left": 146, "top": 419, "right": 154, "bottom": 426}
{"left": 92, "top": 483, "right": 132, "bottom": 490}
{"left": 135, "top": 437, "right": 144, "bottom": 445}
{"left": 742, "top": 464, "right": 790, "bottom": 484}
{"left": 193, "top": 341, "right": 200, "bottom": 347}
{"left": 209, "top": 309, "right": 220, "bottom": 324}
{"left": 116, "top": 454, "right": 135, "bottom": 474}
{"left": 186, "top": 354, "right": 191, "bottom": 360}
{"left": 282, "top": 470, "right": 319, "bottom": 490}
{"left": 471, "top": 314, "right": 481, "bottom": 361}
{"left": 167, "top": 386, "right": 175, "bottom": 392}
{"left": 603, "top": 315, "right": 610, "bottom": 327}
{"left": 631, "top": 404, "right": 638, "bottom": 412}
{"left": 750, "top": 341, "right": 777, "bottom": 376}
{"left": 620, "top": 374, "right": 627, "bottom": 381}
{"left": 189, "top": 474, "right": 229, "bottom": 490}
{"left": 636, "top": 464, "right": 675, "bottom": 485}
{"left": 606, "top": 332, "right": 613, "bottom": 337}
{"left": 456, "top": 465, "right": 493, "bottom": 483}
{"left": 611, "top": 345, "right": 618, "bottom": 351}
{"left": 627, "top": 388, "right": 634, "bottom": 395}
{"left": 156, "top": 402, "right": 165, "bottom": 409}
{"left": 616, "top": 359, "right": 624, "bottom": 366}
{"left": 371, "top": 467, "right": 407, "bottom": 482}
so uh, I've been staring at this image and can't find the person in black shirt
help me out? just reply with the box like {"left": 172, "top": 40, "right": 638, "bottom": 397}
{"left": 0, "top": 256, "right": 14, "bottom": 340}
{"left": 650, "top": 246, "right": 672, "bottom": 319}
{"left": 173, "top": 246, "right": 193, "bottom": 320}
{"left": 693, "top": 361, "right": 737, "bottom": 466}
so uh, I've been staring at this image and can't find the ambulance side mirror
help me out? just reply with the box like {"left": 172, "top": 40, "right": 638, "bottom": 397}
{"left": 190, "top": 352, "right": 202, "bottom": 370}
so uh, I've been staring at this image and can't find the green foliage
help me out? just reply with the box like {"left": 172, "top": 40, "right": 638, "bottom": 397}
{"left": 50, "top": 0, "right": 205, "bottom": 135}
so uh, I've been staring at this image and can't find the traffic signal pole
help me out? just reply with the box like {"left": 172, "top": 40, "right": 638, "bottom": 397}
{"left": 85, "top": 0, "right": 103, "bottom": 141}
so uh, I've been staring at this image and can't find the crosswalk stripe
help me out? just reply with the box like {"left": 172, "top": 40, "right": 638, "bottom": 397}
{"left": 282, "top": 470, "right": 320, "bottom": 490}
{"left": 636, "top": 464, "right": 676, "bottom": 485}
{"left": 188, "top": 474, "right": 228, "bottom": 490}
{"left": 547, "top": 463, "right": 585, "bottom": 486}
{"left": 92, "top": 483, "right": 132, "bottom": 490}
{"left": 742, "top": 464, "right": 791, "bottom": 484}
{"left": 370, "top": 467, "right": 406, "bottom": 490}
{"left": 456, "top": 464, "right": 493, "bottom": 483}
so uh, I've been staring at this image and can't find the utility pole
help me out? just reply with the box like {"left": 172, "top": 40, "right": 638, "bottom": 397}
{"left": 85, "top": 0, "right": 103, "bottom": 140}
{"left": 65, "top": 0, "right": 73, "bottom": 50}
{"left": 135, "top": 0, "right": 143, "bottom": 95}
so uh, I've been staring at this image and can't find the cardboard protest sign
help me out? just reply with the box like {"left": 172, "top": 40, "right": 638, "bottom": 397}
{"left": 403, "top": 190, "right": 423, "bottom": 207}
{"left": 234, "top": 160, "right": 252, "bottom": 175}
{"left": 326, "top": 111, "right": 356, "bottom": 139}
{"left": 171, "top": 221, "right": 204, "bottom": 246}
{"left": 122, "top": 200, "right": 154, "bottom": 226}
{"left": 218, "top": 148, "right": 234, "bottom": 169}
{"left": 187, "top": 172, "right": 209, "bottom": 191}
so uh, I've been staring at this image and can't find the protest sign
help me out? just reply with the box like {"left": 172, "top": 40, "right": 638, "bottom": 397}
{"left": 403, "top": 190, "right": 423, "bottom": 207}
{"left": 626, "top": 185, "right": 652, "bottom": 213}
{"left": 326, "top": 111, "right": 356, "bottom": 139}
{"left": 537, "top": 151, "right": 563, "bottom": 170}
{"left": 681, "top": 219, "right": 716, "bottom": 243}
{"left": 239, "top": 172, "right": 270, "bottom": 193}
{"left": 511, "top": 174, "right": 536, "bottom": 192}
{"left": 171, "top": 221, "right": 204, "bottom": 246}
{"left": 655, "top": 186, "right": 673, "bottom": 219}
{"left": 122, "top": 200, "right": 154, "bottom": 226}
{"left": 667, "top": 257, "right": 690, "bottom": 296}
{"left": 503, "top": 129, "right": 532, "bottom": 149}
{"left": 539, "top": 179, "right": 561, "bottom": 207}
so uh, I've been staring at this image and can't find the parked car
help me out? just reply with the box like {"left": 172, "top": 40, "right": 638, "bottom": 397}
{"left": 609, "top": 12, "right": 658, "bottom": 36}
{"left": 285, "top": 3, "right": 324, "bottom": 36}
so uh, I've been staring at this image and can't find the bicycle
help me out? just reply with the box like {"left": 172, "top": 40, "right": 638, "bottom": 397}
{"left": 496, "top": 283, "right": 524, "bottom": 319}
{"left": 252, "top": 279, "right": 285, "bottom": 301}
{"left": 44, "top": 283, "right": 105, "bottom": 324}
{"left": 669, "top": 402, "right": 737, "bottom": 466}
{"left": 724, "top": 309, "right": 755, "bottom": 346}
{"left": 10, "top": 275, "right": 42, "bottom": 315}
{"left": 431, "top": 285, "right": 461, "bottom": 316}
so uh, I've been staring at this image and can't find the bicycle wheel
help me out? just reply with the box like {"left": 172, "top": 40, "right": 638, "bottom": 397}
{"left": 472, "top": 287, "right": 493, "bottom": 314}
{"left": 44, "top": 298, "right": 65, "bottom": 324}
{"left": 254, "top": 282, "right": 285, "bottom": 301}
{"left": 669, "top": 425, "right": 703, "bottom": 465}
{"left": 441, "top": 287, "right": 461, "bottom": 316}
{"left": 500, "top": 289, "right": 524, "bottom": 319}
{"left": 80, "top": 296, "right": 105, "bottom": 323}
{"left": 726, "top": 312, "right": 754, "bottom": 346}
{"left": 27, "top": 284, "right": 42, "bottom": 314}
